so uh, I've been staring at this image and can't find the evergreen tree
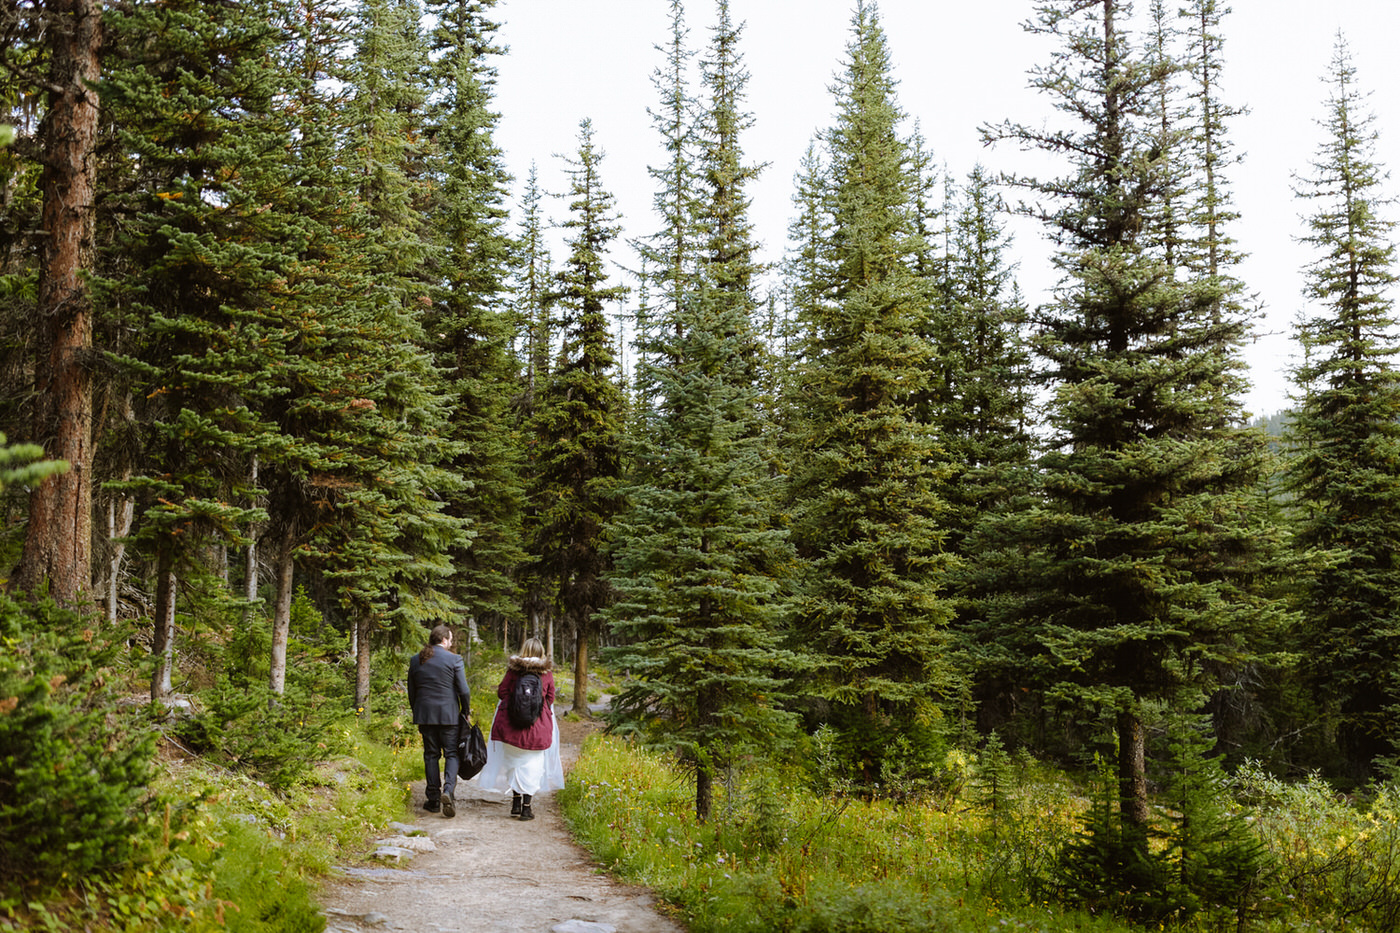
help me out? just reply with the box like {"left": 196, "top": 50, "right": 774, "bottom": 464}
{"left": 933, "top": 167, "right": 1033, "bottom": 559}
{"left": 514, "top": 163, "right": 554, "bottom": 413}
{"left": 604, "top": 0, "right": 794, "bottom": 823}
{"left": 1286, "top": 36, "right": 1400, "bottom": 776}
{"left": 421, "top": 0, "right": 526, "bottom": 636}
{"left": 1157, "top": 710, "right": 1271, "bottom": 926}
{"left": 529, "top": 119, "right": 626, "bottom": 714}
{"left": 776, "top": 139, "right": 830, "bottom": 415}
{"left": 933, "top": 168, "right": 1035, "bottom": 733}
{"left": 311, "top": 0, "right": 468, "bottom": 709}
{"left": 981, "top": 0, "right": 1279, "bottom": 859}
{"left": 97, "top": 0, "right": 303, "bottom": 699}
{"left": 1178, "top": 0, "right": 1246, "bottom": 296}
{"left": 634, "top": 0, "right": 700, "bottom": 353}
{"left": 512, "top": 163, "right": 556, "bottom": 644}
{"left": 6, "top": 0, "right": 100, "bottom": 605}
{"left": 783, "top": 2, "right": 954, "bottom": 786}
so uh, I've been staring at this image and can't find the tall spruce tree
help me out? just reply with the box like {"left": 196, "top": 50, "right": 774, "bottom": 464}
{"left": 604, "top": 0, "right": 794, "bottom": 823}
{"left": 981, "top": 0, "right": 1279, "bottom": 859}
{"left": 1286, "top": 36, "right": 1400, "bottom": 776}
{"left": 513, "top": 163, "right": 556, "bottom": 644}
{"left": 317, "top": 0, "right": 469, "bottom": 708}
{"left": 933, "top": 168, "right": 1035, "bottom": 731}
{"left": 783, "top": 2, "right": 954, "bottom": 785}
{"left": 932, "top": 167, "right": 1032, "bottom": 560}
{"left": 635, "top": 0, "right": 700, "bottom": 345}
{"left": 421, "top": 0, "right": 525, "bottom": 637}
{"left": 1178, "top": 0, "right": 1246, "bottom": 297}
{"left": 529, "top": 119, "right": 626, "bottom": 713}
{"left": 98, "top": 0, "right": 305, "bottom": 699}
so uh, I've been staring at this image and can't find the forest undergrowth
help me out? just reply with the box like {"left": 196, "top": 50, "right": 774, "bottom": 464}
{"left": 5, "top": 586, "right": 1400, "bottom": 933}
{"left": 0, "top": 589, "right": 493, "bottom": 933}
{"left": 559, "top": 732, "right": 1400, "bottom": 933}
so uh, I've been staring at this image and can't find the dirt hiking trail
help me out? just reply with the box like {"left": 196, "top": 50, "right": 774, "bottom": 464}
{"left": 319, "top": 712, "right": 685, "bottom": 933}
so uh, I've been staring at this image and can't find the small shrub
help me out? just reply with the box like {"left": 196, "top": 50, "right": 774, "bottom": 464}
{"left": 0, "top": 591, "right": 161, "bottom": 890}
{"left": 173, "top": 678, "right": 350, "bottom": 792}
{"left": 1052, "top": 755, "right": 1170, "bottom": 921}
{"left": 1239, "top": 762, "right": 1400, "bottom": 931}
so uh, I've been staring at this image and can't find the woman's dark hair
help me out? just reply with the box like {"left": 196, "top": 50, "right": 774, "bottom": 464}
{"left": 419, "top": 624, "right": 453, "bottom": 663}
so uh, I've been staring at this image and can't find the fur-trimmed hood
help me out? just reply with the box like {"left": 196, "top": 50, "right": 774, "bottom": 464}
{"left": 507, "top": 654, "right": 552, "bottom": 674}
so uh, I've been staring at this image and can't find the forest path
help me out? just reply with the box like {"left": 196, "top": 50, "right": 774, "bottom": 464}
{"left": 318, "top": 710, "right": 685, "bottom": 933}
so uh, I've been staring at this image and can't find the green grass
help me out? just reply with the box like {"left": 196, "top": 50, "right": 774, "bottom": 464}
{"left": 558, "top": 735, "right": 1400, "bottom": 933}
{"left": 558, "top": 734, "right": 1130, "bottom": 933}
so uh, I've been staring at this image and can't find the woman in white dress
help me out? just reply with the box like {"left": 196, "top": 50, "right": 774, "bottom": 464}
{"left": 472, "top": 637, "right": 564, "bottom": 819}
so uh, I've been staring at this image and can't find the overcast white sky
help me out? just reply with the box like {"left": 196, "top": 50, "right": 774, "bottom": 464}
{"left": 490, "top": 0, "right": 1400, "bottom": 419}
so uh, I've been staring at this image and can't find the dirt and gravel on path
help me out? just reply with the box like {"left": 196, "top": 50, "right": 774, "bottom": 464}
{"left": 318, "top": 712, "right": 686, "bottom": 933}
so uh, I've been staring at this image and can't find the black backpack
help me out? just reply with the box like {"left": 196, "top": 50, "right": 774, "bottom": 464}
{"left": 507, "top": 672, "right": 544, "bottom": 730}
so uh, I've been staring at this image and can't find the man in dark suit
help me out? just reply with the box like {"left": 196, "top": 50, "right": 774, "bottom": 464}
{"left": 407, "top": 624, "right": 471, "bottom": 817}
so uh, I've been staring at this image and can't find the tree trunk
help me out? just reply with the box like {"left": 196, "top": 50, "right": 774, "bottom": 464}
{"left": 696, "top": 758, "right": 713, "bottom": 824}
{"left": 696, "top": 678, "right": 717, "bottom": 822}
{"left": 1117, "top": 707, "right": 1150, "bottom": 847}
{"left": 150, "top": 544, "right": 177, "bottom": 701}
{"left": 572, "top": 621, "right": 589, "bottom": 715}
{"left": 355, "top": 612, "right": 372, "bottom": 718}
{"left": 244, "top": 539, "right": 258, "bottom": 601}
{"left": 243, "top": 455, "right": 259, "bottom": 616}
{"left": 106, "top": 492, "right": 133, "bottom": 624}
{"left": 268, "top": 532, "right": 294, "bottom": 695}
{"left": 14, "top": 0, "right": 103, "bottom": 607}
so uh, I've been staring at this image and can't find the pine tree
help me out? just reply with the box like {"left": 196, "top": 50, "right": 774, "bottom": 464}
{"left": 1158, "top": 710, "right": 1271, "bottom": 926}
{"left": 933, "top": 167, "right": 1033, "bottom": 559}
{"left": 1178, "top": 0, "right": 1247, "bottom": 296}
{"left": 981, "top": 0, "right": 1280, "bottom": 857}
{"left": 776, "top": 139, "right": 830, "bottom": 415}
{"left": 604, "top": 0, "right": 794, "bottom": 823}
{"left": 529, "top": 119, "right": 627, "bottom": 714}
{"left": 513, "top": 163, "right": 556, "bottom": 644}
{"left": 634, "top": 0, "right": 700, "bottom": 352}
{"left": 931, "top": 167, "right": 1035, "bottom": 734}
{"left": 783, "top": 2, "right": 954, "bottom": 787}
{"left": 7, "top": 0, "right": 100, "bottom": 605}
{"left": 421, "top": 0, "right": 526, "bottom": 636}
{"left": 515, "top": 163, "right": 554, "bottom": 413}
{"left": 1286, "top": 35, "right": 1400, "bottom": 776}
{"left": 309, "top": 0, "right": 469, "bottom": 710}
{"left": 98, "top": 0, "right": 304, "bottom": 699}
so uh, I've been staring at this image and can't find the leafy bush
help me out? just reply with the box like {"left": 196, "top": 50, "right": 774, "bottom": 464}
{"left": 1238, "top": 762, "right": 1400, "bottom": 931}
{"left": 0, "top": 591, "right": 160, "bottom": 890}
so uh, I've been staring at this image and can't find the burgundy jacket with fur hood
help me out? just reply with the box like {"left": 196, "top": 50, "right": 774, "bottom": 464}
{"left": 490, "top": 655, "right": 555, "bottom": 751}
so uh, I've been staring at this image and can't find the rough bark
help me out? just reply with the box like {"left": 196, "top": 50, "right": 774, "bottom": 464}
{"left": 243, "top": 456, "right": 259, "bottom": 611}
{"left": 1117, "top": 708, "right": 1150, "bottom": 832}
{"left": 13, "top": 0, "right": 102, "bottom": 606}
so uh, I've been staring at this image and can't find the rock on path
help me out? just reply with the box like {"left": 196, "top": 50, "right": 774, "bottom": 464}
{"left": 319, "top": 713, "right": 685, "bottom": 933}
